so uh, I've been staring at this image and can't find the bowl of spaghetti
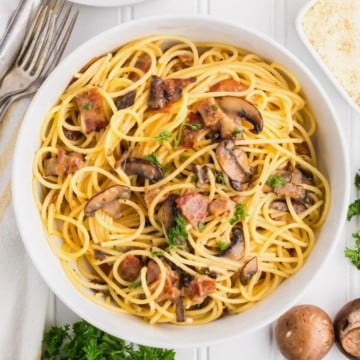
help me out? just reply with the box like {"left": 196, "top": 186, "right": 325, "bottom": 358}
{"left": 12, "top": 16, "right": 348, "bottom": 348}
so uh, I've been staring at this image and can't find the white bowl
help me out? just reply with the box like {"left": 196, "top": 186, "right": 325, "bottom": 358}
{"left": 296, "top": 0, "right": 360, "bottom": 113}
{"left": 12, "top": 16, "right": 349, "bottom": 349}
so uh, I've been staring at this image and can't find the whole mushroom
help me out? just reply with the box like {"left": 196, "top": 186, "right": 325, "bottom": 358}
{"left": 334, "top": 298, "right": 360, "bottom": 359}
{"left": 275, "top": 304, "right": 334, "bottom": 360}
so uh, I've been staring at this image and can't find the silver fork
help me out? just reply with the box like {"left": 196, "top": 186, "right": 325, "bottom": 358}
{"left": 0, "top": 0, "right": 78, "bottom": 121}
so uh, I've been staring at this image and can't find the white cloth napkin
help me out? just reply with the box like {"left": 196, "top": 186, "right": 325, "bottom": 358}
{"left": 0, "top": 1, "right": 48, "bottom": 359}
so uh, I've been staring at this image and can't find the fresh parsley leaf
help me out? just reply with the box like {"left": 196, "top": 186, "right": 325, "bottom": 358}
{"left": 129, "top": 280, "right": 142, "bottom": 289}
{"left": 266, "top": 174, "right": 286, "bottom": 189}
{"left": 347, "top": 199, "right": 360, "bottom": 221}
{"left": 167, "top": 215, "right": 188, "bottom": 248}
{"left": 217, "top": 241, "right": 230, "bottom": 251}
{"left": 211, "top": 104, "right": 218, "bottom": 111}
{"left": 355, "top": 170, "right": 360, "bottom": 191}
{"left": 154, "top": 130, "right": 172, "bottom": 145}
{"left": 345, "top": 232, "right": 360, "bottom": 269}
{"left": 232, "top": 128, "right": 242, "bottom": 136}
{"left": 185, "top": 122, "right": 202, "bottom": 131}
{"left": 216, "top": 173, "right": 226, "bottom": 185}
{"left": 198, "top": 222, "right": 205, "bottom": 231}
{"left": 144, "top": 152, "right": 161, "bottom": 166}
{"left": 42, "top": 320, "right": 175, "bottom": 359}
{"left": 83, "top": 102, "right": 92, "bottom": 111}
{"left": 150, "top": 250, "right": 164, "bottom": 257}
{"left": 191, "top": 175, "right": 198, "bottom": 184}
{"left": 229, "top": 203, "right": 247, "bottom": 225}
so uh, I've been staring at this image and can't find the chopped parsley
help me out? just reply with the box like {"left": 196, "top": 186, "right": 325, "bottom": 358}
{"left": 42, "top": 320, "right": 175, "bottom": 360}
{"left": 144, "top": 152, "right": 160, "bottom": 166}
{"left": 83, "top": 102, "right": 92, "bottom": 111}
{"left": 355, "top": 169, "right": 360, "bottom": 190}
{"left": 217, "top": 241, "right": 230, "bottom": 251}
{"left": 229, "top": 203, "right": 248, "bottom": 225}
{"left": 154, "top": 130, "right": 172, "bottom": 145}
{"left": 167, "top": 215, "right": 188, "bottom": 248}
{"left": 232, "top": 128, "right": 242, "bottom": 136}
{"left": 345, "top": 232, "right": 360, "bottom": 269}
{"left": 266, "top": 174, "right": 286, "bottom": 189}
{"left": 216, "top": 173, "right": 226, "bottom": 185}
{"left": 211, "top": 104, "right": 218, "bottom": 111}
{"left": 185, "top": 122, "right": 202, "bottom": 131}
{"left": 128, "top": 280, "right": 142, "bottom": 289}
{"left": 191, "top": 175, "right": 198, "bottom": 184}
{"left": 198, "top": 222, "right": 205, "bottom": 231}
{"left": 347, "top": 199, "right": 360, "bottom": 221}
{"left": 150, "top": 250, "right": 164, "bottom": 257}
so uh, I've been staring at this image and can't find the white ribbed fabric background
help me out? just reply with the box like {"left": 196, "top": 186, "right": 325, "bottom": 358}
{"left": 1, "top": 0, "right": 359, "bottom": 359}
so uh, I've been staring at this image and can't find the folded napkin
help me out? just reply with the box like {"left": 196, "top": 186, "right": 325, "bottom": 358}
{"left": 0, "top": 1, "right": 48, "bottom": 359}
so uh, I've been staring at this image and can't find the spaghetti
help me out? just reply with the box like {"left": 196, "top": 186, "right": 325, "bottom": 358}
{"left": 33, "top": 35, "right": 330, "bottom": 325}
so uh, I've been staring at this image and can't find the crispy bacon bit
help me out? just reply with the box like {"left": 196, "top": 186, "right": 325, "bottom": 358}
{"left": 209, "top": 78, "right": 247, "bottom": 92}
{"left": 183, "top": 275, "right": 216, "bottom": 305}
{"left": 44, "top": 148, "right": 83, "bottom": 177}
{"left": 178, "top": 54, "right": 193, "bottom": 66}
{"left": 180, "top": 112, "right": 204, "bottom": 149}
{"left": 129, "top": 53, "right": 152, "bottom": 81}
{"left": 176, "top": 192, "right": 210, "bottom": 229}
{"left": 209, "top": 197, "right": 235, "bottom": 217}
{"left": 75, "top": 87, "right": 107, "bottom": 133}
{"left": 295, "top": 141, "right": 311, "bottom": 156}
{"left": 148, "top": 260, "right": 180, "bottom": 302}
{"left": 118, "top": 255, "right": 142, "bottom": 282}
{"left": 148, "top": 76, "right": 196, "bottom": 110}
{"left": 115, "top": 90, "right": 136, "bottom": 110}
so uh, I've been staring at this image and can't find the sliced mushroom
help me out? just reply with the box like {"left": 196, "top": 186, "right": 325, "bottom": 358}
{"left": 275, "top": 183, "right": 306, "bottom": 202}
{"left": 118, "top": 255, "right": 143, "bottom": 282}
{"left": 270, "top": 199, "right": 307, "bottom": 215}
{"left": 114, "top": 90, "right": 136, "bottom": 110}
{"left": 240, "top": 256, "right": 258, "bottom": 285}
{"left": 219, "top": 225, "right": 245, "bottom": 261}
{"left": 175, "top": 295, "right": 186, "bottom": 322}
{"left": 217, "top": 96, "right": 263, "bottom": 134}
{"left": 216, "top": 140, "right": 252, "bottom": 186}
{"left": 84, "top": 185, "right": 131, "bottom": 218}
{"left": 123, "top": 158, "right": 164, "bottom": 182}
{"left": 161, "top": 194, "right": 179, "bottom": 236}
{"left": 192, "top": 164, "right": 209, "bottom": 185}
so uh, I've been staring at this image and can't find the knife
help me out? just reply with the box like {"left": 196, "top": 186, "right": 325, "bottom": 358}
{"left": 0, "top": 0, "right": 41, "bottom": 81}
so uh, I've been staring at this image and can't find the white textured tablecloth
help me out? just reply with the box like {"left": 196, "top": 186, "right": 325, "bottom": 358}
{"left": 0, "top": 1, "right": 48, "bottom": 359}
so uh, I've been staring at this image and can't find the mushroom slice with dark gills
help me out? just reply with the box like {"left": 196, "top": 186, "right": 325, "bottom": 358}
{"left": 240, "top": 256, "right": 258, "bottom": 286}
{"left": 148, "top": 75, "right": 196, "bottom": 110}
{"left": 270, "top": 199, "right": 307, "bottom": 215}
{"left": 216, "top": 96, "right": 263, "bottom": 134}
{"left": 160, "top": 194, "right": 179, "bottom": 236}
{"left": 215, "top": 140, "right": 253, "bottom": 190}
{"left": 123, "top": 158, "right": 164, "bottom": 182}
{"left": 84, "top": 185, "right": 131, "bottom": 219}
{"left": 217, "top": 225, "right": 245, "bottom": 261}
{"left": 114, "top": 90, "right": 136, "bottom": 110}
{"left": 192, "top": 164, "right": 210, "bottom": 185}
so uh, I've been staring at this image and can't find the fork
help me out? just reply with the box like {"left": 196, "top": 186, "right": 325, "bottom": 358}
{"left": 0, "top": 0, "right": 78, "bottom": 121}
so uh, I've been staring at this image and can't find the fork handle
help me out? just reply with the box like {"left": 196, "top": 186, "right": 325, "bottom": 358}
{"left": 0, "top": 89, "right": 35, "bottom": 123}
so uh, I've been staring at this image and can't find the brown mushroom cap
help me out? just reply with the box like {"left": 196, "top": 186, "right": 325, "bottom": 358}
{"left": 217, "top": 96, "right": 263, "bottom": 134}
{"left": 239, "top": 256, "right": 258, "bottom": 285}
{"left": 334, "top": 298, "right": 360, "bottom": 359}
{"left": 275, "top": 304, "right": 334, "bottom": 360}
{"left": 219, "top": 225, "right": 245, "bottom": 261}
{"left": 123, "top": 158, "right": 164, "bottom": 182}
{"left": 84, "top": 185, "right": 131, "bottom": 218}
{"left": 160, "top": 194, "right": 179, "bottom": 236}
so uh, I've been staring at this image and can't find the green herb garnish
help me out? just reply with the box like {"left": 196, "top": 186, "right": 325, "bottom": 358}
{"left": 345, "top": 232, "right": 360, "bottom": 269}
{"left": 144, "top": 152, "right": 160, "bottom": 166}
{"left": 266, "top": 174, "right": 286, "bottom": 189}
{"left": 229, "top": 203, "right": 248, "bottom": 225}
{"left": 211, "top": 104, "right": 218, "bottom": 111}
{"left": 42, "top": 320, "right": 175, "bottom": 359}
{"left": 216, "top": 173, "right": 226, "bottom": 185}
{"left": 198, "top": 222, "right": 205, "bottom": 231}
{"left": 128, "top": 280, "right": 142, "bottom": 289}
{"left": 347, "top": 199, "right": 360, "bottom": 221}
{"left": 154, "top": 130, "right": 172, "bottom": 145}
{"left": 167, "top": 215, "right": 188, "bottom": 248}
{"left": 185, "top": 122, "right": 202, "bottom": 131}
{"left": 150, "top": 250, "right": 164, "bottom": 257}
{"left": 355, "top": 169, "right": 360, "bottom": 190}
{"left": 83, "top": 102, "right": 92, "bottom": 111}
{"left": 217, "top": 241, "right": 230, "bottom": 251}
{"left": 232, "top": 128, "right": 242, "bottom": 136}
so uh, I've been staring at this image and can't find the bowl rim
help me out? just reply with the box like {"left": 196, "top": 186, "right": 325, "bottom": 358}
{"left": 295, "top": 0, "right": 360, "bottom": 113}
{"left": 12, "top": 15, "right": 349, "bottom": 348}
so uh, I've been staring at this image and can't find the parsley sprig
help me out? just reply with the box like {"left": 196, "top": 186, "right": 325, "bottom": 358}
{"left": 266, "top": 174, "right": 286, "bottom": 189}
{"left": 42, "top": 320, "right": 175, "bottom": 359}
{"left": 144, "top": 153, "right": 161, "bottom": 166}
{"left": 229, "top": 203, "right": 247, "bottom": 225}
{"left": 345, "top": 233, "right": 360, "bottom": 270}
{"left": 154, "top": 130, "right": 172, "bottom": 145}
{"left": 167, "top": 215, "right": 188, "bottom": 248}
{"left": 347, "top": 199, "right": 360, "bottom": 221}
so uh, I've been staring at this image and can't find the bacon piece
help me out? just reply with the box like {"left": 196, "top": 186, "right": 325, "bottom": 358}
{"left": 44, "top": 148, "right": 83, "bottom": 177}
{"left": 182, "top": 275, "right": 216, "bottom": 305}
{"left": 180, "top": 112, "right": 204, "bottom": 149}
{"left": 177, "top": 54, "right": 193, "bottom": 66}
{"left": 129, "top": 53, "right": 152, "bottom": 81}
{"left": 176, "top": 192, "right": 210, "bottom": 229}
{"left": 209, "top": 79, "right": 247, "bottom": 92}
{"left": 294, "top": 141, "right": 311, "bottom": 156}
{"left": 148, "top": 76, "right": 196, "bottom": 110}
{"left": 118, "top": 255, "right": 142, "bottom": 282}
{"left": 75, "top": 88, "right": 107, "bottom": 133}
{"left": 148, "top": 260, "right": 180, "bottom": 302}
{"left": 208, "top": 197, "right": 235, "bottom": 217}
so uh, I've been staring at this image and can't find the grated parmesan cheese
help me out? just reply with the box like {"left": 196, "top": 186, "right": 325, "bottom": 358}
{"left": 302, "top": 0, "right": 360, "bottom": 106}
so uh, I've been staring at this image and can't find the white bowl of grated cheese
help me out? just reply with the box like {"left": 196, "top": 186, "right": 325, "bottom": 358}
{"left": 296, "top": 0, "right": 360, "bottom": 113}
